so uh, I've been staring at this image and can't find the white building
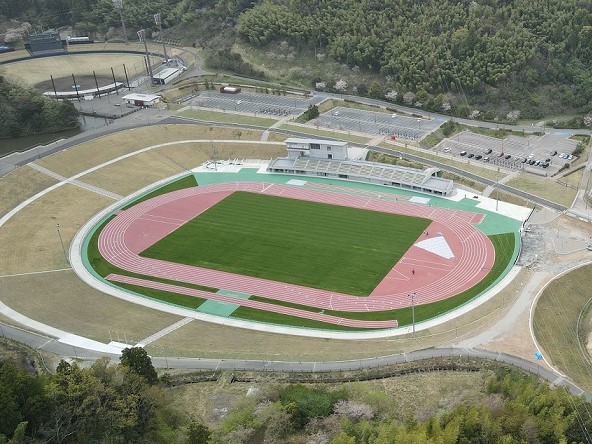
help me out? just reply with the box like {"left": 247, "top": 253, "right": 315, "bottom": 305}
{"left": 121, "top": 93, "right": 161, "bottom": 107}
{"left": 267, "top": 138, "right": 454, "bottom": 196}
{"left": 285, "top": 138, "right": 348, "bottom": 160}
{"left": 153, "top": 67, "right": 182, "bottom": 85}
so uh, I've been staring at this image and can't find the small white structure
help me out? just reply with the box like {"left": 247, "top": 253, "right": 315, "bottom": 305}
{"left": 153, "top": 67, "right": 181, "bottom": 85}
{"left": 122, "top": 93, "right": 161, "bottom": 107}
{"left": 285, "top": 138, "right": 348, "bottom": 161}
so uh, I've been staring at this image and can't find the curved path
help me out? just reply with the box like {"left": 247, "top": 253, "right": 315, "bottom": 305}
{"left": 97, "top": 181, "right": 494, "bottom": 328}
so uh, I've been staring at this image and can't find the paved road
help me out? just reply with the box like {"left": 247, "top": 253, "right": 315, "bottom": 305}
{"left": 0, "top": 321, "right": 587, "bottom": 398}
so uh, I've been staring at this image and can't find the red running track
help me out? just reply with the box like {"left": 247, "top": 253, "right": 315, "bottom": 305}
{"left": 98, "top": 182, "right": 495, "bottom": 327}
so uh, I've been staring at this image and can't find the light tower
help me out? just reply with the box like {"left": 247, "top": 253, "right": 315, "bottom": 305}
{"left": 154, "top": 12, "right": 168, "bottom": 63}
{"left": 137, "top": 29, "right": 154, "bottom": 85}
{"left": 113, "top": 0, "right": 128, "bottom": 44}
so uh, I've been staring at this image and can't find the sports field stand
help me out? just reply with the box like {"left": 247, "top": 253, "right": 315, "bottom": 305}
{"left": 270, "top": 137, "right": 453, "bottom": 195}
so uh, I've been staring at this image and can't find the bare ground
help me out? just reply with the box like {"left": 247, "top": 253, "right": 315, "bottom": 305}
{"left": 79, "top": 142, "right": 286, "bottom": 197}
{"left": 36, "top": 125, "right": 265, "bottom": 178}
{"left": 0, "top": 166, "right": 58, "bottom": 217}
{"left": 0, "top": 270, "right": 182, "bottom": 344}
{"left": 0, "top": 184, "right": 112, "bottom": 274}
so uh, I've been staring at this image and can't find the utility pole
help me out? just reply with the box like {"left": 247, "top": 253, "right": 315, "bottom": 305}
{"left": 137, "top": 29, "right": 154, "bottom": 85}
{"left": 113, "top": 0, "right": 128, "bottom": 44}
{"left": 154, "top": 13, "right": 168, "bottom": 63}
{"left": 56, "top": 223, "right": 69, "bottom": 264}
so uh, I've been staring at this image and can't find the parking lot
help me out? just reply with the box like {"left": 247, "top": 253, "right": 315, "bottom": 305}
{"left": 435, "top": 131, "right": 580, "bottom": 174}
{"left": 314, "top": 107, "right": 440, "bottom": 141}
{"left": 183, "top": 91, "right": 321, "bottom": 116}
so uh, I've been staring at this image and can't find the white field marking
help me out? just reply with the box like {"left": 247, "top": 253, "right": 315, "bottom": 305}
{"left": 0, "top": 268, "right": 72, "bottom": 279}
{"left": 136, "top": 317, "right": 194, "bottom": 346}
{"left": 29, "top": 163, "right": 123, "bottom": 200}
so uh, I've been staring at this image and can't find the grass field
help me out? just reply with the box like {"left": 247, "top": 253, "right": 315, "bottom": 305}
{"left": 179, "top": 109, "right": 279, "bottom": 127}
{"left": 533, "top": 264, "right": 592, "bottom": 391}
{"left": 141, "top": 191, "right": 431, "bottom": 296}
{"left": 236, "top": 233, "right": 515, "bottom": 326}
{"left": 506, "top": 173, "right": 577, "bottom": 207}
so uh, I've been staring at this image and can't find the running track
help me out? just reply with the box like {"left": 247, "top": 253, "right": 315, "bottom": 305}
{"left": 98, "top": 182, "right": 495, "bottom": 328}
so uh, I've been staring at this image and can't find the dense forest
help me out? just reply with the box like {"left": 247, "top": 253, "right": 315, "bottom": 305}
{"left": 2, "top": 0, "right": 592, "bottom": 121}
{"left": 2, "top": 346, "right": 592, "bottom": 444}
{"left": 0, "top": 76, "right": 79, "bottom": 138}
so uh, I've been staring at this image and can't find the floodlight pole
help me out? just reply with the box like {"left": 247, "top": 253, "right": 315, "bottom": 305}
{"left": 409, "top": 292, "right": 416, "bottom": 338}
{"left": 154, "top": 13, "right": 168, "bottom": 63}
{"left": 113, "top": 0, "right": 128, "bottom": 44}
{"left": 56, "top": 223, "right": 69, "bottom": 265}
{"left": 137, "top": 29, "right": 154, "bottom": 85}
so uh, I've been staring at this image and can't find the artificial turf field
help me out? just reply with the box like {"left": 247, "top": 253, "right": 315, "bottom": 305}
{"left": 140, "top": 191, "right": 432, "bottom": 296}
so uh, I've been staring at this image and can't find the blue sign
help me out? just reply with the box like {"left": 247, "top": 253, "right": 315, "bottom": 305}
{"left": 534, "top": 351, "right": 543, "bottom": 360}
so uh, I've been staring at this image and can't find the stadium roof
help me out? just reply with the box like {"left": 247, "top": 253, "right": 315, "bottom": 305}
{"left": 268, "top": 157, "right": 454, "bottom": 195}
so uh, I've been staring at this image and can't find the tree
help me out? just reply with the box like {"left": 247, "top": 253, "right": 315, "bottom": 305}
{"left": 119, "top": 347, "right": 158, "bottom": 385}
{"left": 187, "top": 420, "right": 211, "bottom": 444}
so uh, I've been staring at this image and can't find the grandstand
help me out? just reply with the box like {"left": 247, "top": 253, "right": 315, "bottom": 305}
{"left": 25, "top": 30, "right": 67, "bottom": 57}
{"left": 267, "top": 157, "right": 454, "bottom": 196}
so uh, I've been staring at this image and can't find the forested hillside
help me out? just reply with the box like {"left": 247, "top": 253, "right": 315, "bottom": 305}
{"left": 237, "top": 0, "right": 592, "bottom": 120}
{"left": 2, "top": 350, "right": 592, "bottom": 444}
{"left": 0, "top": 76, "right": 79, "bottom": 138}
{"left": 2, "top": 0, "right": 592, "bottom": 121}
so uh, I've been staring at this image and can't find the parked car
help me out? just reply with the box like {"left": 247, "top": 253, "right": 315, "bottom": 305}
{"left": 504, "top": 154, "right": 511, "bottom": 159}
{"left": 468, "top": 153, "right": 475, "bottom": 158}
{"left": 460, "top": 151, "right": 467, "bottom": 156}
{"left": 545, "top": 158, "right": 551, "bottom": 162}
{"left": 542, "top": 163, "right": 549, "bottom": 168}
{"left": 485, "top": 148, "right": 493, "bottom": 154}
{"left": 551, "top": 150, "right": 557, "bottom": 156}
{"left": 522, "top": 157, "right": 528, "bottom": 163}
{"left": 483, "top": 157, "right": 490, "bottom": 162}
{"left": 443, "top": 147, "right": 451, "bottom": 153}
{"left": 475, "top": 155, "right": 482, "bottom": 160}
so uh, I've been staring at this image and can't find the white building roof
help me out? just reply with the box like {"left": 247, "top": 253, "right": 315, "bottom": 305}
{"left": 285, "top": 138, "right": 348, "bottom": 147}
{"left": 153, "top": 67, "right": 180, "bottom": 79}
{"left": 122, "top": 93, "right": 161, "bottom": 102}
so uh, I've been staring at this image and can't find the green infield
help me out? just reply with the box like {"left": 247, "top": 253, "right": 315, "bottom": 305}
{"left": 141, "top": 191, "right": 431, "bottom": 296}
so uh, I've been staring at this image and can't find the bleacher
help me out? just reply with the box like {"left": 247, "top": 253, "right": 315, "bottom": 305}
{"left": 270, "top": 157, "right": 454, "bottom": 196}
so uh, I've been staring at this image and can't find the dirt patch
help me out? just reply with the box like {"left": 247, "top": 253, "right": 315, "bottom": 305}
{"left": 0, "top": 166, "right": 58, "bottom": 217}
{"left": 35, "top": 74, "right": 114, "bottom": 93}
{"left": 36, "top": 125, "right": 265, "bottom": 178}
{"left": 1, "top": 53, "right": 148, "bottom": 88}
{"left": 0, "top": 270, "right": 183, "bottom": 344}
{"left": 0, "top": 184, "right": 112, "bottom": 274}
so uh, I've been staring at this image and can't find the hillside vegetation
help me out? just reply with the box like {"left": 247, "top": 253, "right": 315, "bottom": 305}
{"left": 3, "top": 0, "right": 592, "bottom": 122}
{"left": 0, "top": 76, "right": 79, "bottom": 138}
{"left": 236, "top": 0, "right": 592, "bottom": 121}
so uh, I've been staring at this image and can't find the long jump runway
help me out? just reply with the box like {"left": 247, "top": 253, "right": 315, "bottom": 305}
{"left": 98, "top": 182, "right": 495, "bottom": 329}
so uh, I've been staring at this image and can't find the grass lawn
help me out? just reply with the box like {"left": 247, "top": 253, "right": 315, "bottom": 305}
{"left": 533, "top": 264, "right": 592, "bottom": 391}
{"left": 179, "top": 109, "right": 278, "bottom": 127}
{"left": 506, "top": 173, "right": 576, "bottom": 207}
{"left": 243, "top": 233, "right": 516, "bottom": 326}
{"left": 141, "top": 191, "right": 431, "bottom": 296}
